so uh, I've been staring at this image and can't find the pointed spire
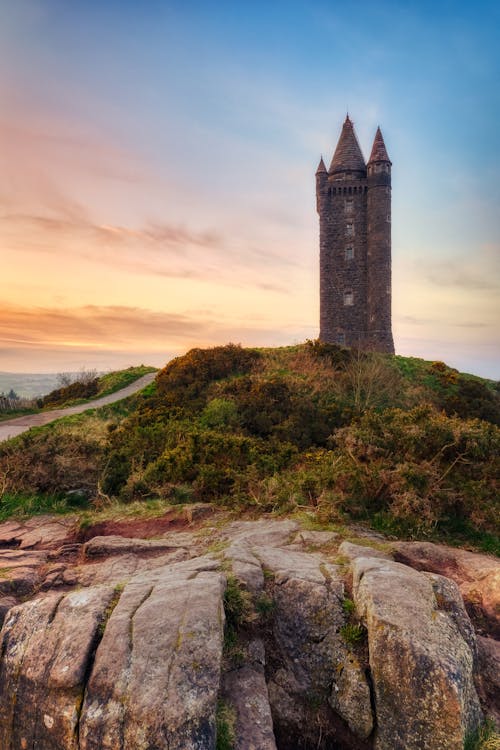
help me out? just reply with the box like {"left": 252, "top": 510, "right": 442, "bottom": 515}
{"left": 328, "top": 115, "right": 366, "bottom": 175}
{"left": 368, "top": 126, "right": 391, "bottom": 164}
{"left": 316, "top": 156, "right": 327, "bottom": 175}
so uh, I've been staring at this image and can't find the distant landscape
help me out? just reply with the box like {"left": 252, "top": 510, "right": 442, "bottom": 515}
{"left": 0, "top": 372, "right": 83, "bottom": 399}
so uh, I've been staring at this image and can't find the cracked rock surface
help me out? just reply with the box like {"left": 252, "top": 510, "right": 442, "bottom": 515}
{"left": 0, "top": 512, "right": 498, "bottom": 749}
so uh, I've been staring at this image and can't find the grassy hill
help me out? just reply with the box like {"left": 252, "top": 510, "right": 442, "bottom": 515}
{"left": 0, "top": 343, "right": 498, "bottom": 553}
{"left": 0, "top": 365, "right": 156, "bottom": 421}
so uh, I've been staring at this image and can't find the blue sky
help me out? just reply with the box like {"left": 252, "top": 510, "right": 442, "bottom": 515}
{"left": 1, "top": 0, "right": 499, "bottom": 376}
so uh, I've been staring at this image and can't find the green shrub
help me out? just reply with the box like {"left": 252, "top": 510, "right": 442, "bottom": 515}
{"left": 156, "top": 344, "right": 260, "bottom": 409}
{"left": 40, "top": 378, "right": 99, "bottom": 407}
{"left": 444, "top": 377, "right": 500, "bottom": 426}
{"left": 0, "top": 429, "right": 103, "bottom": 498}
{"left": 201, "top": 398, "right": 240, "bottom": 430}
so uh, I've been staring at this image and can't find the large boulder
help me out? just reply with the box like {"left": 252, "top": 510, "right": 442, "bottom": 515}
{"left": 0, "top": 586, "right": 117, "bottom": 749}
{"left": 352, "top": 557, "right": 483, "bottom": 750}
{"left": 79, "top": 565, "right": 226, "bottom": 750}
{"left": 393, "top": 541, "right": 500, "bottom": 637}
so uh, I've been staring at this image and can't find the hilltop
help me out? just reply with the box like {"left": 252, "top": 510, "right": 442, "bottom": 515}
{"left": 0, "top": 342, "right": 498, "bottom": 553}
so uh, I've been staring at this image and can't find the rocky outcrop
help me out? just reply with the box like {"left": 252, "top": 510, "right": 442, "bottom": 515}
{"left": 0, "top": 513, "right": 497, "bottom": 749}
{"left": 0, "top": 515, "right": 77, "bottom": 549}
{"left": 80, "top": 566, "right": 225, "bottom": 750}
{"left": 393, "top": 540, "right": 500, "bottom": 637}
{"left": 221, "top": 639, "right": 277, "bottom": 750}
{"left": 353, "top": 557, "right": 482, "bottom": 749}
{"left": 0, "top": 548, "right": 47, "bottom": 597}
{"left": 0, "top": 586, "right": 117, "bottom": 750}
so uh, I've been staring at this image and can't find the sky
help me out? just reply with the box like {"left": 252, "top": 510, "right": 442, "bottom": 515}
{"left": 1, "top": 0, "right": 499, "bottom": 378}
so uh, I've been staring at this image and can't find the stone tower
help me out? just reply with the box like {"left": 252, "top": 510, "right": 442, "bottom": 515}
{"left": 316, "top": 116, "right": 394, "bottom": 353}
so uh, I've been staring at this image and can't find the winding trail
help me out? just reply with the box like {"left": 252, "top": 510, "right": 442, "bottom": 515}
{"left": 0, "top": 372, "right": 156, "bottom": 443}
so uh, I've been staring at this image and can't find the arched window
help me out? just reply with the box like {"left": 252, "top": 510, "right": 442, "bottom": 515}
{"left": 343, "top": 290, "right": 354, "bottom": 306}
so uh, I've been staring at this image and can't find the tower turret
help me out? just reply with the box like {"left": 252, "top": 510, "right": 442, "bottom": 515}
{"left": 366, "top": 127, "right": 394, "bottom": 353}
{"left": 315, "top": 156, "right": 327, "bottom": 212}
{"left": 328, "top": 115, "right": 366, "bottom": 176}
{"left": 317, "top": 116, "right": 368, "bottom": 347}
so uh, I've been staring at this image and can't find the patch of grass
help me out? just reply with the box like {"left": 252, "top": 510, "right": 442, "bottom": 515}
{"left": 207, "top": 539, "right": 230, "bottom": 555}
{"left": 0, "top": 407, "right": 39, "bottom": 423}
{"left": 224, "top": 575, "right": 252, "bottom": 633}
{"left": 97, "top": 366, "right": 157, "bottom": 398}
{"left": 464, "top": 719, "right": 500, "bottom": 750}
{"left": 262, "top": 567, "right": 275, "bottom": 581}
{"left": 295, "top": 511, "right": 346, "bottom": 535}
{"left": 78, "top": 498, "right": 179, "bottom": 527}
{"left": 0, "top": 493, "right": 74, "bottom": 522}
{"left": 342, "top": 598, "right": 356, "bottom": 615}
{"left": 216, "top": 699, "right": 236, "bottom": 750}
{"left": 255, "top": 592, "right": 275, "bottom": 617}
{"left": 97, "top": 583, "right": 124, "bottom": 636}
{"left": 340, "top": 623, "right": 366, "bottom": 646}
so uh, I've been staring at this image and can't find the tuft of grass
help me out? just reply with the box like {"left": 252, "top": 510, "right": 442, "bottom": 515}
{"left": 0, "top": 493, "right": 75, "bottom": 523}
{"left": 464, "top": 719, "right": 500, "bottom": 750}
{"left": 223, "top": 575, "right": 252, "bottom": 633}
{"left": 342, "top": 598, "right": 356, "bottom": 615}
{"left": 340, "top": 623, "right": 366, "bottom": 646}
{"left": 255, "top": 592, "right": 275, "bottom": 617}
{"left": 216, "top": 699, "right": 236, "bottom": 750}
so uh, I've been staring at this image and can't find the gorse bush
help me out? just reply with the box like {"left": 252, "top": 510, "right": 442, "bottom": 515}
{"left": 444, "top": 377, "right": 500, "bottom": 426}
{"left": 155, "top": 343, "right": 260, "bottom": 409}
{"left": 0, "top": 429, "right": 103, "bottom": 497}
{"left": 39, "top": 378, "right": 99, "bottom": 408}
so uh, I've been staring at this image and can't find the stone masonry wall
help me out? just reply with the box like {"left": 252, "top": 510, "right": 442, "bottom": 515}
{"left": 366, "top": 164, "right": 394, "bottom": 354}
{"left": 318, "top": 174, "right": 369, "bottom": 348}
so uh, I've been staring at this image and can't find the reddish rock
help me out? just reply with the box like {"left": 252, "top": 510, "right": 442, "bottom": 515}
{"left": 393, "top": 541, "right": 500, "bottom": 636}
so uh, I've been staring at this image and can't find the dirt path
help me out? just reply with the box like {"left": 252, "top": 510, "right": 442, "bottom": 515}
{"left": 0, "top": 372, "right": 156, "bottom": 443}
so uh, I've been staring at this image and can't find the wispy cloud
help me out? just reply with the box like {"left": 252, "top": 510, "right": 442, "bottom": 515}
{"left": 0, "top": 303, "right": 297, "bottom": 355}
{"left": 421, "top": 244, "right": 500, "bottom": 292}
{"left": 1, "top": 210, "right": 291, "bottom": 291}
